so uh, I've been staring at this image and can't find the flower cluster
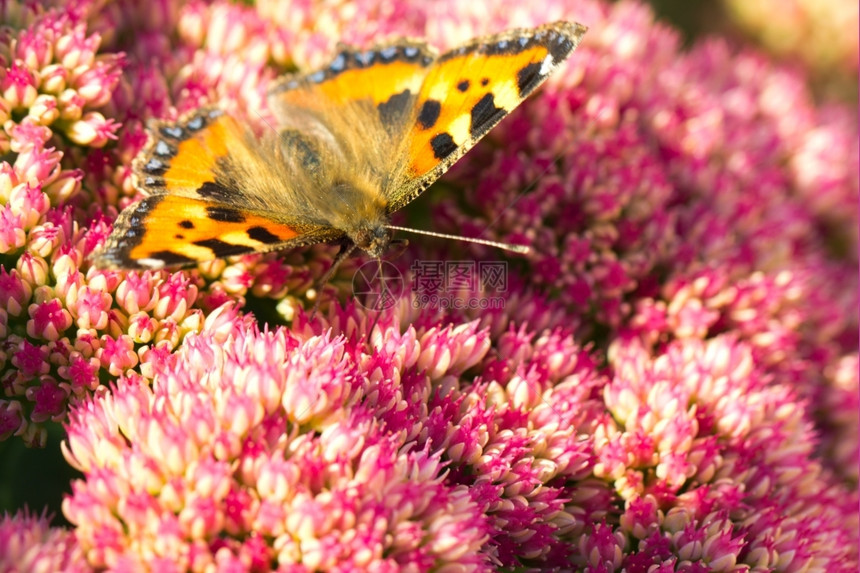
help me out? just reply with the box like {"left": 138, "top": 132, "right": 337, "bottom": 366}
{"left": 63, "top": 317, "right": 495, "bottom": 571}
{"left": 59, "top": 302, "right": 858, "bottom": 570}
{"left": 0, "top": 208, "right": 221, "bottom": 445}
{"left": 0, "top": 510, "right": 86, "bottom": 571}
{"left": 0, "top": 0, "right": 856, "bottom": 570}
{"left": 0, "top": 6, "right": 123, "bottom": 152}
{"left": 0, "top": 4, "right": 129, "bottom": 446}
{"left": 596, "top": 335, "right": 857, "bottom": 570}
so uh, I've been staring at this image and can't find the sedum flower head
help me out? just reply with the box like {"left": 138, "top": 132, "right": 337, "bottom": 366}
{"left": 63, "top": 320, "right": 492, "bottom": 571}
{"left": 0, "top": 509, "right": 87, "bottom": 572}
{"left": 595, "top": 335, "right": 858, "bottom": 571}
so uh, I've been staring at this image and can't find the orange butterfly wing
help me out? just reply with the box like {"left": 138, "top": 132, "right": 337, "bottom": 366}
{"left": 387, "top": 21, "right": 587, "bottom": 212}
{"left": 96, "top": 109, "right": 338, "bottom": 269}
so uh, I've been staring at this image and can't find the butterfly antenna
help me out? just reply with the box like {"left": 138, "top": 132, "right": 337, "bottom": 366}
{"left": 310, "top": 242, "right": 358, "bottom": 318}
{"left": 385, "top": 225, "right": 529, "bottom": 254}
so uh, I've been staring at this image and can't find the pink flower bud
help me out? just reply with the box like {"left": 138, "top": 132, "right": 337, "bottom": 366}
{"left": 27, "top": 222, "right": 65, "bottom": 258}
{"left": 65, "top": 112, "right": 120, "bottom": 147}
{"left": 0, "top": 179, "right": 16, "bottom": 214}
{"left": 0, "top": 267, "right": 32, "bottom": 316}
{"left": 38, "top": 63, "right": 68, "bottom": 94}
{"left": 42, "top": 168, "right": 82, "bottom": 203}
{"left": 50, "top": 251, "right": 79, "bottom": 281}
{"left": 28, "top": 95, "right": 58, "bottom": 126}
{"left": 72, "top": 328, "right": 100, "bottom": 358}
{"left": 416, "top": 322, "right": 490, "bottom": 379}
{"left": 0, "top": 207, "right": 27, "bottom": 252}
{"left": 57, "top": 88, "right": 84, "bottom": 121}
{"left": 127, "top": 312, "right": 158, "bottom": 343}
{"left": 97, "top": 334, "right": 138, "bottom": 376}
{"left": 153, "top": 272, "right": 198, "bottom": 321}
{"left": 17, "top": 252, "right": 49, "bottom": 286}
{"left": 15, "top": 147, "right": 62, "bottom": 191}
{"left": 68, "top": 285, "right": 112, "bottom": 330}
{"left": 0, "top": 400, "right": 25, "bottom": 441}
{"left": 15, "top": 27, "right": 53, "bottom": 69}
{"left": 72, "top": 54, "right": 124, "bottom": 108}
{"left": 53, "top": 268, "right": 83, "bottom": 301}
{"left": 55, "top": 25, "right": 99, "bottom": 70}
{"left": 8, "top": 184, "right": 49, "bottom": 228}
{"left": 115, "top": 272, "right": 157, "bottom": 314}
{"left": 27, "top": 297, "right": 73, "bottom": 341}
{"left": 2, "top": 64, "right": 38, "bottom": 108}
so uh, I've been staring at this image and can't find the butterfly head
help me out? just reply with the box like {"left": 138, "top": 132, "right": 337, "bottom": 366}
{"left": 349, "top": 224, "right": 392, "bottom": 258}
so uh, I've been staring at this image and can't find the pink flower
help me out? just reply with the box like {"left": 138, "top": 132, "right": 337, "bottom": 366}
{"left": 26, "top": 93, "right": 60, "bottom": 124}
{"left": 65, "top": 112, "right": 120, "bottom": 147}
{"left": 415, "top": 321, "right": 491, "bottom": 380}
{"left": 38, "top": 64, "right": 68, "bottom": 94}
{"left": 0, "top": 266, "right": 32, "bottom": 316}
{"left": 67, "top": 284, "right": 112, "bottom": 330}
{"left": 0, "top": 206, "right": 26, "bottom": 252}
{"left": 26, "top": 222, "right": 65, "bottom": 257}
{"left": 8, "top": 183, "right": 49, "bottom": 228}
{"left": 57, "top": 354, "right": 101, "bottom": 395}
{"left": 1, "top": 63, "right": 38, "bottom": 108}
{"left": 152, "top": 272, "right": 198, "bottom": 321}
{"left": 96, "top": 334, "right": 138, "bottom": 376}
{"left": 54, "top": 23, "right": 100, "bottom": 70}
{"left": 113, "top": 271, "right": 157, "bottom": 314}
{"left": 26, "top": 375, "right": 69, "bottom": 423}
{"left": 26, "top": 298, "right": 72, "bottom": 341}
{"left": 72, "top": 56, "right": 125, "bottom": 108}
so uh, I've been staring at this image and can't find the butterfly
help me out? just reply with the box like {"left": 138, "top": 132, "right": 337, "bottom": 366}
{"left": 94, "top": 21, "right": 587, "bottom": 271}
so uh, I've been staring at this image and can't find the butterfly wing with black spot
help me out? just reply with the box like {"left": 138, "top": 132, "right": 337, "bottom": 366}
{"left": 96, "top": 108, "right": 344, "bottom": 270}
{"left": 385, "top": 21, "right": 587, "bottom": 213}
{"left": 268, "top": 40, "right": 437, "bottom": 142}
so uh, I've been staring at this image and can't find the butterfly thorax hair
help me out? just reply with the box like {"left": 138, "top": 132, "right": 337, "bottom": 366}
{"left": 318, "top": 178, "right": 393, "bottom": 257}
{"left": 219, "top": 98, "right": 407, "bottom": 257}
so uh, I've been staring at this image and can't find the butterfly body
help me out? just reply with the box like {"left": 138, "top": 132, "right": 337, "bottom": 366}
{"left": 95, "top": 21, "right": 587, "bottom": 270}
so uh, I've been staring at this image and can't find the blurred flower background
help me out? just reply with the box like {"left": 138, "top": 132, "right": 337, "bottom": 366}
{"left": 0, "top": 0, "right": 856, "bottom": 571}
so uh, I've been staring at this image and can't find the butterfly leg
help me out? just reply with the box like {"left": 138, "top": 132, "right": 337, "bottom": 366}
{"left": 310, "top": 240, "right": 358, "bottom": 317}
